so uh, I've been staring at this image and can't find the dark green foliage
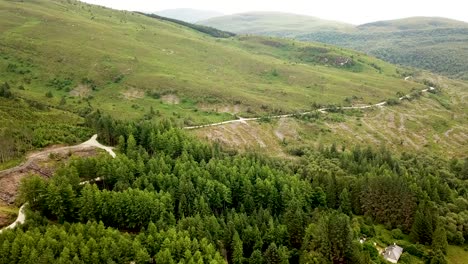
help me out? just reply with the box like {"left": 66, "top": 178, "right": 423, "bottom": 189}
{"left": 0, "top": 82, "right": 13, "bottom": 98}
{"left": 411, "top": 202, "right": 437, "bottom": 245}
{"left": 432, "top": 225, "right": 448, "bottom": 254}
{"left": 338, "top": 188, "right": 352, "bottom": 216}
{"left": 47, "top": 77, "right": 73, "bottom": 90}
{"left": 302, "top": 212, "right": 354, "bottom": 263}
{"left": 264, "top": 243, "right": 281, "bottom": 264}
{"left": 139, "top": 12, "right": 236, "bottom": 38}
{"left": 430, "top": 250, "right": 447, "bottom": 264}
{"left": 298, "top": 27, "right": 468, "bottom": 80}
{"left": 386, "top": 98, "right": 400, "bottom": 105}
{"left": 6, "top": 114, "right": 468, "bottom": 262}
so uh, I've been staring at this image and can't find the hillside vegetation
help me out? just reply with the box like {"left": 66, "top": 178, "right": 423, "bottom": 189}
{"left": 0, "top": 0, "right": 419, "bottom": 126}
{"left": 1, "top": 113, "right": 466, "bottom": 263}
{"left": 192, "top": 72, "right": 468, "bottom": 158}
{"left": 200, "top": 14, "right": 468, "bottom": 79}
{"left": 200, "top": 12, "right": 354, "bottom": 36}
{"left": 0, "top": 1, "right": 467, "bottom": 263}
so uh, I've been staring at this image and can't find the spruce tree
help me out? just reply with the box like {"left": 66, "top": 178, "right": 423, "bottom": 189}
{"left": 232, "top": 231, "right": 244, "bottom": 264}
{"left": 249, "top": 250, "right": 264, "bottom": 264}
{"left": 430, "top": 250, "right": 447, "bottom": 264}
{"left": 432, "top": 225, "right": 448, "bottom": 255}
{"left": 264, "top": 243, "right": 281, "bottom": 264}
{"left": 411, "top": 202, "right": 434, "bottom": 245}
{"left": 339, "top": 188, "right": 352, "bottom": 216}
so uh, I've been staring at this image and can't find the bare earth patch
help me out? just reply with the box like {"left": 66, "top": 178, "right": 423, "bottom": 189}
{"left": 161, "top": 94, "right": 180, "bottom": 104}
{"left": 198, "top": 104, "right": 242, "bottom": 115}
{"left": 69, "top": 84, "right": 91, "bottom": 97}
{"left": 192, "top": 122, "right": 287, "bottom": 155}
{"left": 121, "top": 88, "right": 145, "bottom": 100}
{"left": 0, "top": 148, "right": 98, "bottom": 204}
{"left": 274, "top": 118, "right": 299, "bottom": 141}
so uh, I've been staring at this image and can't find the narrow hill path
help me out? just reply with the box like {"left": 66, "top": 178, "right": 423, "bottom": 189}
{"left": 0, "top": 134, "right": 115, "bottom": 233}
{"left": 0, "top": 204, "right": 26, "bottom": 234}
{"left": 0, "top": 135, "right": 115, "bottom": 178}
{"left": 184, "top": 79, "right": 435, "bottom": 130}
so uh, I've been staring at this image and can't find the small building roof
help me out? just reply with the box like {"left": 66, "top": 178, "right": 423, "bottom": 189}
{"left": 383, "top": 244, "right": 403, "bottom": 263}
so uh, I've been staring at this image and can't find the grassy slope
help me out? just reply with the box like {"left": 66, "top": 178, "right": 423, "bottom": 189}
{"left": 199, "top": 12, "right": 354, "bottom": 36}
{"left": 200, "top": 14, "right": 468, "bottom": 79}
{"left": 0, "top": 0, "right": 422, "bottom": 128}
{"left": 0, "top": 96, "right": 93, "bottom": 166}
{"left": 0, "top": 0, "right": 465, "bottom": 159}
{"left": 303, "top": 17, "right": 468, "bottom": 80}
{"left": 447, "top": 245, "right": 468, "bottom": 264}
{"left": 192, "top": 72, "right": 468, "bottom": 158}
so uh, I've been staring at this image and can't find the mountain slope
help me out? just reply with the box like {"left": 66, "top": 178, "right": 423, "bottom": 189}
{"left": 154, "top": 8, "right": 223, "bottom": 23}
{"left": 301, "top": 17, "right": 468, "bottom": 80}
{"left": 199, "top": 12, "right": 354, "bottom": 37}
{"left": 0, "top": 0, "right": 420, "bottom": 127}
{"left": 201, "top": 14, "right": 468, "bottom": 79}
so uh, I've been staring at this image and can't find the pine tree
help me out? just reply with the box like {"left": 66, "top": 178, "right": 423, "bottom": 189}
{"left": 430, "top": 250, "right": 447, "bottom": 264}
{"left": 264, "top": 243, "right": 281, "bottom": 264}
{"left": 127, "top": 134, "right": 137, "bottom": 159}
{"left": 411, "top": 202, "right": 434, "bottom": 245}
{"left": 432, "top": 225, "right": 448, "bottom": 255}
{"left": 249, "top": 250, "right": 264, "bottom": 264}
{"left": 328, "top": 212, "right": 353, "bottom": 263}
{"left": 232, "top": 231, "right": 244, "bottom": 264}
{"left": 118, "top": 135, "right": 126, "bottom": 153}
{"left": 339, "top": 188, "right": 352, "bottom": 216}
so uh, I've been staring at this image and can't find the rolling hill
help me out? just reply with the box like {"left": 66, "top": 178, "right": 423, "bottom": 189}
{"left": 154, "top": 8, "right": 223, "bottom": 23}
{"left": 200, "top": 14, "right": 468, "bottom": 79}
{"left": 0, "top": 2, "right": 467, "bottom": 263}
{"left": 200, "top": 12, "right": 354, "bottom": 37}
{"left": 0, "top": 0, "right": 421, "bottom": 127}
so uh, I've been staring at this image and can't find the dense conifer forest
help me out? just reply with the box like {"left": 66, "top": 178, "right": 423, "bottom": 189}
{"left": 1, "top": 113, "right": 467, "bottom": 263}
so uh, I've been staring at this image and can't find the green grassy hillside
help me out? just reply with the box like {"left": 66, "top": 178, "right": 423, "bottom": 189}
{"left": 301, "top": 17, "right": 468, "bottom": 80}
{"left": 0, "top": 0, "right": 420, "bottom": 127}
{"left": 200, "top": 14, "right": 468, "bottom": 79}
{"left": 200, "top": 11, "right": 354, "bottom": 37}
{"left": 192, "top": 72, "right": 468, "bottom": 158}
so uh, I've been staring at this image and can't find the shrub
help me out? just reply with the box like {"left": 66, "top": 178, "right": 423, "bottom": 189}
{"left": 392, "top": 229, "right": 404, "bottom": 239}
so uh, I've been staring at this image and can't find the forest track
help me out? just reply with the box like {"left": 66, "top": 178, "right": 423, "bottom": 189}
{"left": 0, "top": 135, "right": 115, "bottom": 178}
{"left": 184, "top": 80, "right": 435, "bottom": 130}
{"left": 0, "top": 135, "right": 115, "bottom": 233}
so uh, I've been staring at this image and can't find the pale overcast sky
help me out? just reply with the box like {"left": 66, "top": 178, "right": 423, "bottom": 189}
{"left": 81, "top": 0, "right": 467, "bottom": 25}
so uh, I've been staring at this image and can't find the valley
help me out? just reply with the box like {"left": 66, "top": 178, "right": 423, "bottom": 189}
{"left": 0, "top": 1, "right": 466, "bottom": 263}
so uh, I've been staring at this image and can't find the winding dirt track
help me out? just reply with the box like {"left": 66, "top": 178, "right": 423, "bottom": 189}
{"left": 0, "top": 135, "right": 115, "bottom": 233}
{"left": 184, "top": 81, "right": 434, "bottom": 130}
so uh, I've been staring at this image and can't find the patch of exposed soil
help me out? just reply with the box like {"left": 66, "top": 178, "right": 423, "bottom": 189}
{"left": 274, "top": 118, "right": 299, "bottom": 141}
{"left": 121, "top": 88, "right": 145, "bottom": 100}
{"left": 0, "top": 148, "right": 98, "bottom": 204}
{"left": 198, "top": 104, "right": 242, "bottom": 115}
{"left": 161, "top": 94, "right": 180, "bottom": 104}
{"left": 69, "top": 84, "right": 91, "bottom": 97}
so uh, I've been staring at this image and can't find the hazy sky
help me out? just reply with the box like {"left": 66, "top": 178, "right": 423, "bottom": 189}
{"left": 81, "top": 0, "right": 467, "bottom": 25}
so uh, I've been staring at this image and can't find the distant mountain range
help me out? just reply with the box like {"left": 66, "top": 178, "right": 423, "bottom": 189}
{"left": 199, "top": 13, "right": 468, "bottom": 79}
{"left": 154, "top": 8, "right": 223, "bottom": 23}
